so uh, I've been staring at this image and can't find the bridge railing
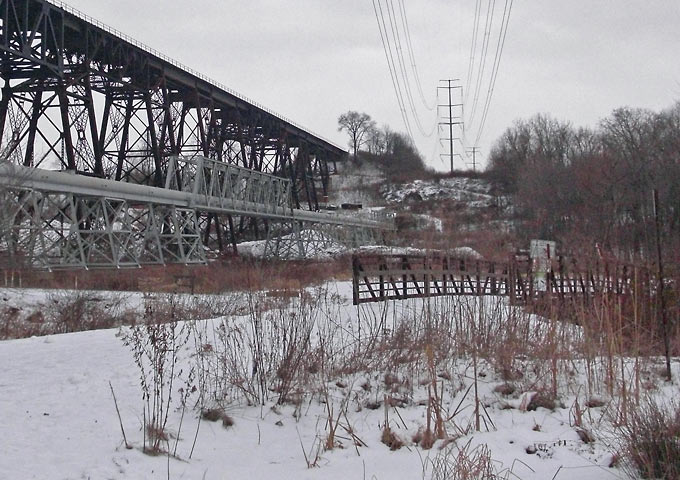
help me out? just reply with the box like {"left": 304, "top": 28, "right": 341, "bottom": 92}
{"left": 352, "top": 253, "right": 659, "bottom": 305}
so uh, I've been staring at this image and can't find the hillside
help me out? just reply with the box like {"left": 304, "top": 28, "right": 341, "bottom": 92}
{"left": 328, "top": 158, "right": 515, "bottom": 257}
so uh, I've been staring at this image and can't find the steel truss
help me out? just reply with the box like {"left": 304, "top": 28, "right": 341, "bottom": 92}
{"left": 0, "top": 160, "right": 393, "bottom": 268}
{"left": 2, "top": 188, "right": 207, "bottom": 269}
{"left": 263, "top": 221, "right": 382, "bottom": 260}
{"left": 0, "top": 0, "right": 350, "bottom": 263}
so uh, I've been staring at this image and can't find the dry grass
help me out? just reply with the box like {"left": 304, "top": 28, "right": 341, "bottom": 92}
{"left": 617, "top": 398, "right": 680, "bottom": 479}
{"left": 527, "top": 391, "right": 558, "bottom": 411}
{"left": 0, "top": 256, "right": 350, "bottom": 295}
{"left": 4, "top": 240, "right": 660, "bottom": 470}
{"left": 0, "top": 291, "right": 134, "bottom": 339}
{"left": 201, "top": 408, "right": 234, "bottom": 428}
{"left": 99, "top": 260, "right": 680, "bottom": 472}
{"left": 493, "top": 383, "right": 515, "bottom": 396}
{"left": 429, "top": 439, "right": 499, "bottom": 480}
{"left": 380, "top": 425, "right": 403, "bottom": 450}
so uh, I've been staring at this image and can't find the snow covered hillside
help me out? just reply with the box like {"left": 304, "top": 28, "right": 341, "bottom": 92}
{"left": 325, "top": 159, "right": 515, "bottom": 253}
{"left": 381, "top": 177, "right": 497, "bottom": 209}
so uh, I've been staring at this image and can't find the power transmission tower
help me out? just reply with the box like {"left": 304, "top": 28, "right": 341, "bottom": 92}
{"left": 466, "top": 146, "right": 480, "bottom": 171}
{"left": 437, "top": 79, "right": 464, "bottom": 172}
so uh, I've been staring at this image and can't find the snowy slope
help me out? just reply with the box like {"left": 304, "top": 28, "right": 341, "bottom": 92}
{"left": 381, "top": 177, "right": 497, "bottom": 208}
{"left": 0, "top": 283, "right": 669, "bottom": 479}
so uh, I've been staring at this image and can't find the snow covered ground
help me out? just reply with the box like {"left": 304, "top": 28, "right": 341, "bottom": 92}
{"left": 381, "top": 177, "right": 499, "bottom": 210}
{"left": 327, "top": 160, "right": 385, "bottom": 207}
{"left": 238, "top": 229, "right": 346, "bottom": 259}
{"left": 0, "top": 283, "right": 675, "bottom": 479}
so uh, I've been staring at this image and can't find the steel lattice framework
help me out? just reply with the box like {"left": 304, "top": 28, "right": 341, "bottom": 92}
{"left": 0, "top": 0, "right": 389, "bottom": 268}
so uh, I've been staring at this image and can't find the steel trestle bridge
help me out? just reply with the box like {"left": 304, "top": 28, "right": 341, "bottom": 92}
{"left": 0, "top": 0, "right": 393, "bottom": 268}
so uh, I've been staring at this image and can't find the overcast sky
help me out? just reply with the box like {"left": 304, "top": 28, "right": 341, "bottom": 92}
{"left": 64, "top": 0, "right": 680, "bottom": 171}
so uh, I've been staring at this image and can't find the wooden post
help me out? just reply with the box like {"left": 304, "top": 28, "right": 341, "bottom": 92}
{"left": 352, "top": 255, "right": 360, "bottom": 305}
{"left": 653, "top": 189, "right": 671, "bottom": 381}
{"left": 402, "top": 256, "right": 408, "bottom": 298}
{"left": 559, "top": 256, "right": 565, "bottom": 299}
{"left": 424, "top": 256, "right": 430, "bottom": 298}
{"left": 442, "top": 256, "right": 448, "bottom": 295}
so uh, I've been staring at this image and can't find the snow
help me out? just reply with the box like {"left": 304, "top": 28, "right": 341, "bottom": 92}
{"left": 238, "top": 229, "right": 346, "bottom": 259}
{"left": 0, "top": 287, "right": 144, "bottom": 313}
{"left": 327, "top": 161, "right": 385, "bottom": 207}
{"left": 356, "top": 245, "right": 482, "bottom": 259}
{"left": 410, "top": 213, "right": 444, "bottom": 232}
{"left": 0, "top": 282, "right": 674, "bottom": 479}
{"left": 381, "top": 177, "right": 497, "bottom": 209}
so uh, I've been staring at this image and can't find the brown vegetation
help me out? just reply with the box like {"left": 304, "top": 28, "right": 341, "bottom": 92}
{"left": 0, "top": 256, "right": 349, "bottom": 294}
{"left": 487, "top": 104, "right": 680, "bottom": 264}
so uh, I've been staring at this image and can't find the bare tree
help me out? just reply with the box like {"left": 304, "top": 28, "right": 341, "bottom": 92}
{"left": 337, "top": 111, "right": 375, "bottom": 158}
{"left": 486, "top": 104, "right": 680, "bottom": 259}
{"left": 366, "top": 125, "right": 385, "bottom": 155}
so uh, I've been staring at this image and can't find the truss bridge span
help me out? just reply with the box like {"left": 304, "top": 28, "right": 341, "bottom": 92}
{"left": 0, "top": 0, "right": 394, "bottom": 268}
{"left": 0, "top": 159, "right": 394, "bottom": 268}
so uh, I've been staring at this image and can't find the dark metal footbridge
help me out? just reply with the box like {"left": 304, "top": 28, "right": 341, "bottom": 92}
{"left": 352, "top": 253, "right": 660, "bottom": 305}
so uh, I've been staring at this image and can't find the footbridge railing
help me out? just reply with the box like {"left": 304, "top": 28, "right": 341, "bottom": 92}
{"left": 352, "top": 253, "right": 659, "bottom": 305}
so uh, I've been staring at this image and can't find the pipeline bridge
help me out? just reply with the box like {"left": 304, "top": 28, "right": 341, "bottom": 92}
{"left": 0, "top": 0, "right": 393, "bottom": 269}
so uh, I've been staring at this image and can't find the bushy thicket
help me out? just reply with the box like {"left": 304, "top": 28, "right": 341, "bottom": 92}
{"left": 618, "top": 399, "right": 680, "bottom": 479}
{"left": 487, "top": 103, "right": 680, "bottom": 261}
{"left": 361, "top": 129, "right": 427, "bottom": 182}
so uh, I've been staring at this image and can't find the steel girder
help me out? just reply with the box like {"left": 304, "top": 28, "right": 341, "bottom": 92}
{"left": 0, "top": 162, "right": 392, "bottom": 229}
{"left": 0, "top": 0, "right": 344, "bottom": 258}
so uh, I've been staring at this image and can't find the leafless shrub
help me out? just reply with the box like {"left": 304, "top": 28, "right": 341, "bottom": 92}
{"left": 122, "top": 299, "right": 195, "bottom": 455}
{"left": 429, "top": 439, "right": 499, "bottom": 480}
{"left": 0, "top": 304, "right": 42, "bottom": 338}
{"left": 1, "top": 290, "right": 137, "bottom": 339}
{"left": 191, "top": 288, "right": 327, "bottom": 409}
{"left": 56, "top": 291, "right": 133, "bottom": 332}
{"left": 617, "top": 398, "right": 680, "bottom": 479}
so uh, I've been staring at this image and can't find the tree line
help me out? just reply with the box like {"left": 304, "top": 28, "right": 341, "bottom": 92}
{"left": 338, "top": 111, "right": 425, "bottom": 180}
{"left": 487, "top": 102, "right": 680, "bottom": 262}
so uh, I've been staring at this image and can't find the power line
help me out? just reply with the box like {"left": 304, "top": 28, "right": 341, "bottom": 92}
{"left": 474, "top": 0, "right": 514, "bottom": 146}
{"left": 465, "top": 0, "right": 482, "bottom": 104}
{"left": 397, "top": 0, "right": 435, "bottom": 111}
{"left": 385, "top": 0, "right": 436, "bottom": 137}
{"left": 386, "top": 0, "right": 426, "bottom": 136}
{"left": 468, "top": 0, "right": 497, "bottom": 126}
{"left": 373, "top": 0, "right": 437, "bottom": 141}
{"left": 372, "top": 0, "right": 414, "bottom": 141}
